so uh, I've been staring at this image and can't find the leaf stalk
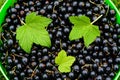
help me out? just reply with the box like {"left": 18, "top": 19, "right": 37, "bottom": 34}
{"left": 91, "top": 15, "right": 103, "bottom": 24}
{"left": 17, "top": 15, "right": 26, "bottom": 25}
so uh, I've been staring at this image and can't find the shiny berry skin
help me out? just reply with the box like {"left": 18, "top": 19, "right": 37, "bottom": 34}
{"left": 1, "top": 0, "right": 120, "bottom": 80}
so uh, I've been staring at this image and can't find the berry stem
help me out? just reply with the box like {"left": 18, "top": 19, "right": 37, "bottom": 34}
{"left": 105, "top": 7, "right": 109, "bottom": 16}
{"left": 1, "top": 23, "right": 7, "bottom": 28}
{"left": 30, "top": 65, "right": 38, "bottom": 78}
{"left": 46, "top": 69, "right": 54, "bottom": 74}
{"left": 2, "top": 51, "right": 8, "bottom": 64}
{"left": 110, "top": 21, "right": 114, "bottom": 28}
{"left": 51, "top": 63, "right": 63, "bottom": 76}
{"left": 20, "top": 19, "right": 26, "bottom": 25}
{"left": 11, "top": 54, "right": 16, "bottom": 61}
{"left": 58, "top": 0, "right": 63, "bottom": 2}
{"left": 89, "top": 0, "right": 97, "bottom": 5}
{"left": 13, "top": 53, "right": 24, "bottom": 58}
{"left": 60, "top": 39, "right": 62, "bottom": 50}
{"left": 89, "top": 0, "right": 105, "bottom": 12}
{"left": 81, "top": 64, "right": 92, "bottom": 69}
{"left": 53, "top": 6, "right": 57, "bottom": 13}
{"left": 23, "top": 2, "right": 28, "bottom": 6}
{"left": 1, "top": 34, "right": 7, "bottom": 41}
{"left": 5, "top": 30, "right": 12, "bottom": 38}
{"left": 10, "top": 30, "right": 16, "bottom": 34}
{"left": 91, "top": 15, "right": 103, "bottom": 24}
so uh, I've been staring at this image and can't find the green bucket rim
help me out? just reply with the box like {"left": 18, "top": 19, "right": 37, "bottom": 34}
{"left": 0, "top": 0, "right": 120, "bottom": 80}
{"left": 104, "top": 0, "right": 120, "bottom": 79}
{"left": 0, "top": 0, "right": 8, "bottom": 26}
{"left": 105, "top": 0, "right": 120, "bottom": 24}
{"left": 0, "top": 0, "right": 9, "bottom": 80}
{"left": 0, "top": 0, "right": 16, "bottom": 80}
{"left": 0, "top": 0, "right": 8, "bottom": 12}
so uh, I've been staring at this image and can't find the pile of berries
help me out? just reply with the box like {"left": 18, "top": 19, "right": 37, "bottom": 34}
{"left": 0, "top": 0, "right": 120, "bottom": 80}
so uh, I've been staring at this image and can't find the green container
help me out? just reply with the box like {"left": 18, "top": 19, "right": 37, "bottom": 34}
{"left": 0, "top": 0, "right": 120, "bottom": 80}
{"left": 0, "top": 0, "right": 16, "bottom": 26}
{"left": 0, "top": 0, "right": 17, "bottom": 80}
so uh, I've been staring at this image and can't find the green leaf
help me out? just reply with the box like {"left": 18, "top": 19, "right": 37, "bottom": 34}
{"left": 55, "top": 50, "right": 75, "bottom": 73}
{"left": 69, "top": 16, "right": 91, "bottom": 25}
{"left": 69, "top": 15, "right": 100, "bottom": 47}
{"left": 55, "top": 50, "right": 67, "bottom": 65}
{"left": 16, "top": 25, "right": 33, "bottom": 53}
{"left": 16, "top": 12, "right": 52, "bottom": 53}
{"left": 69, "top": 23, "right": 86, "bottom": 41}
{"left": 25, "top": 12, "right": 52, "bottom": 29}
{"left": 83, "top": 25, "right": 100, "bottom": 47}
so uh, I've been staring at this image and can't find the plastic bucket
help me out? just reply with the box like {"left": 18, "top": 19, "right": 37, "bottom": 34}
{"left": 0, "top": 0, "right": 120, "bottom": 80}
{"left": 0, "top": 0, "right": 16, "bottom": 80}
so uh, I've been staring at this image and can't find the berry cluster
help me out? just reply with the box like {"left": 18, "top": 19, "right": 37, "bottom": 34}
{"left": 0, "top": 0, "right": 120, "bottom": 80}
